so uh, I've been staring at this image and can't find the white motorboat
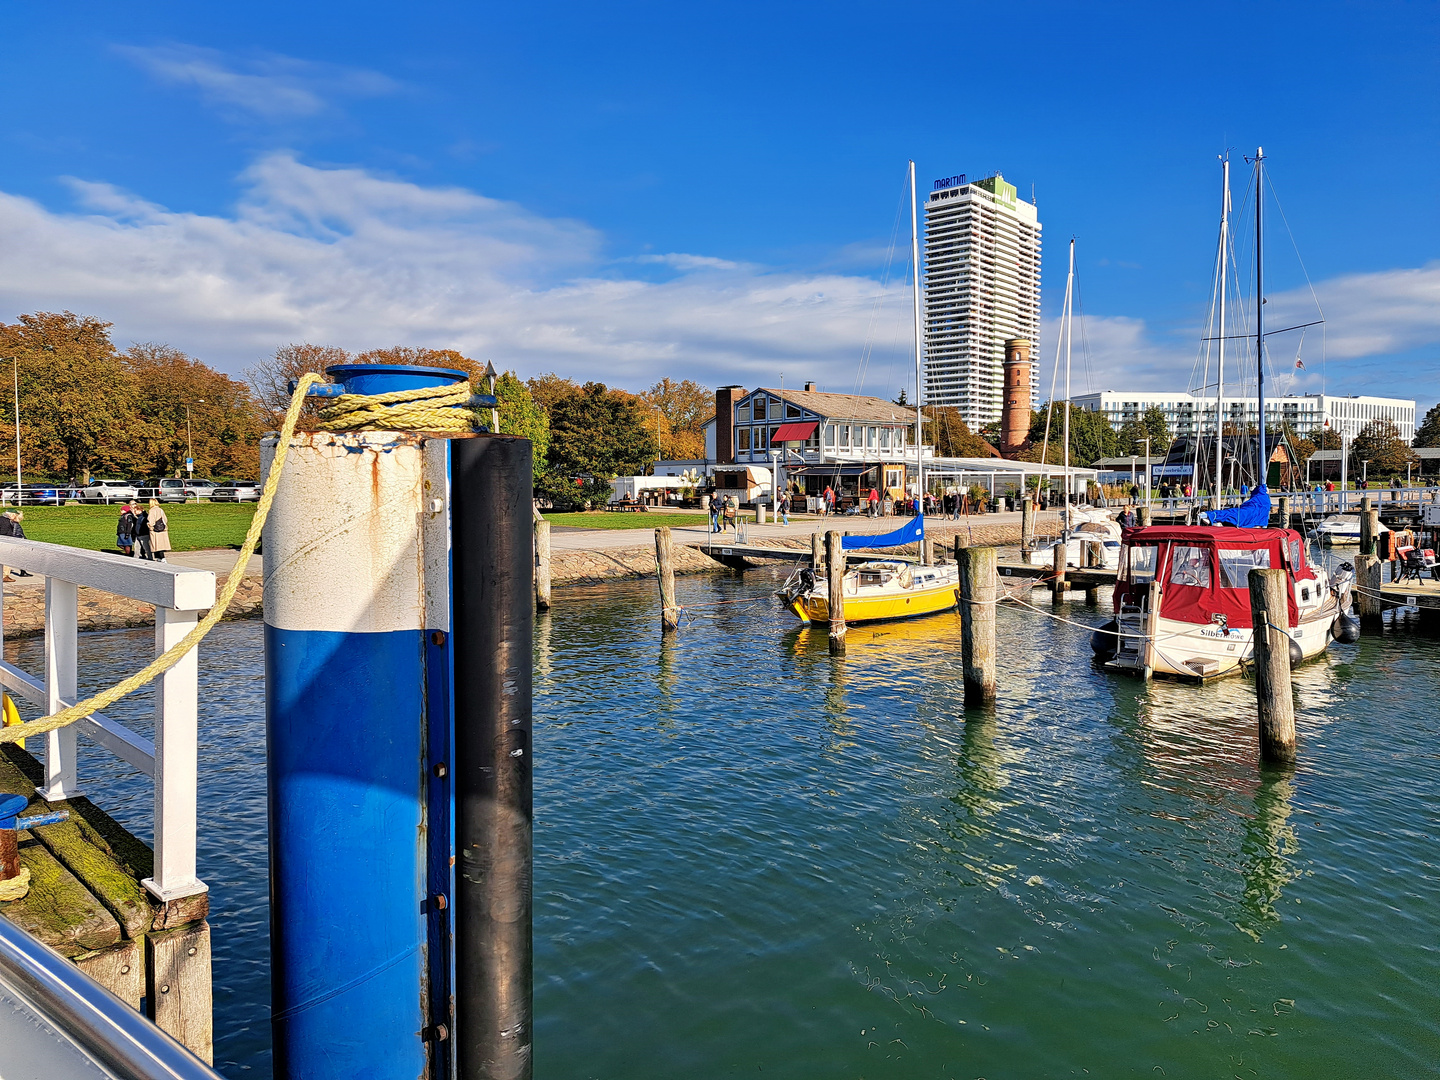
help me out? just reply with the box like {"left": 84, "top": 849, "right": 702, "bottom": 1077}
{"left": 1310, "top": 513, "right": 1388, "bottom": 546}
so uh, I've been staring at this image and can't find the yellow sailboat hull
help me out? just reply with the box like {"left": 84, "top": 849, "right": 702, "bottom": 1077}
{"left": 787, "top": 581, "right": 959, "bottom": 625}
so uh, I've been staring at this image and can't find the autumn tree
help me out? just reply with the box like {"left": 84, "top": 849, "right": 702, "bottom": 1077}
{"left": 0, "top": 311, "right": 132, "bottom": 480}
{"left": 642, "top": 377, "right": 712, "bottom": 461}
{"left": 246, "top": 343, "right": 353, "bottom": 429}
{"left": 923, "top": 406, "right": 995, "bottom": 458}
{"left": 526, "top": 372, "right": 578, "bottom": 413}
{"left": 125, "top": 344, "right": 266, "bottom": 479}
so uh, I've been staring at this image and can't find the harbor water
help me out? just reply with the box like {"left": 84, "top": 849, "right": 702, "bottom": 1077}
{"left": 13, "top": 565, "right": 1440, "bottom": 1078}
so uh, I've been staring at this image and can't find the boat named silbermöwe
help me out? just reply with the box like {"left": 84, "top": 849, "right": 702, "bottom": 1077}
{"left": 1092, "top": 523, "right": 1354, "bottom": 679}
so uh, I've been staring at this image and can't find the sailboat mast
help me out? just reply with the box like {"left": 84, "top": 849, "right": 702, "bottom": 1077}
{"left": 1215, "top": 156, "right": 1229, "bottom": 500}
{"left": 1254, "top": 147, "right": 1266, "bottom": 488}
{"left": 910, "top": 160, "right": 924, "bottom": 503}
{"left": 1063, "top": 238, "right": 1074, "bottom": 516}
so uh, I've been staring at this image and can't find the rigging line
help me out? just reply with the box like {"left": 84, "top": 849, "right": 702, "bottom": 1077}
{"left": 854, "top": 169, "right": 909, "bottom": 397}
{"left": 1040, "top": 263, "right": 1069, "bottom": 470}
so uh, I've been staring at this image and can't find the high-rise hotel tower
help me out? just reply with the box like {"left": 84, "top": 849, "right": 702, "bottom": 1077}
{"left": 922, "top": 173, "right": 1041, "bottom": 427}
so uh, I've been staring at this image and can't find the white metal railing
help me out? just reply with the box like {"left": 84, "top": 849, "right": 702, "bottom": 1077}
{"left": 0, "top": 538, "right": 214, "bottom": 902}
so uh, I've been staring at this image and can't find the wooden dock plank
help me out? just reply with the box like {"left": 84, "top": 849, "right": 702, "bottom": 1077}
{"left": 1378, "top": 578, "right": 1440, "bottom": 611}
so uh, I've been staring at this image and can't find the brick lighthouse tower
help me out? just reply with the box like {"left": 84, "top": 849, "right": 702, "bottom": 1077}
{"left": 999, "top": 338, "right": 1032, "bottom": 457}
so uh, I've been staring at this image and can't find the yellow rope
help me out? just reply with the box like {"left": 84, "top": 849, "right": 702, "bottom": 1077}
{"left": 313, "top": 381, "right": 477, "bottom": 433}
{"left": 0, "top": 372, "right": 327, "bottom": 745}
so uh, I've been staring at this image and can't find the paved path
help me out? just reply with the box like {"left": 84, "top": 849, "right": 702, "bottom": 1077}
{"left": 547, "top": 511, "right": 1040, "bottom": 553}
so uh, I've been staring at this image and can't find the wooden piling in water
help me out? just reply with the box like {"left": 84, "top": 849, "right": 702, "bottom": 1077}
{"left": 655, "top": 527, "right": 679, "bottom": 632}
{"left": 1248, "top": 567, "right": 1297, "bottom": 763}
{"left": 1276, "top": 495, "right": 1291, "bottom": 531}
{"left": 826, "top": 531, "right": 846, "bottom": 655}
{"left": 1021, "top": 499, "right": 1035, "bottom": 554}
{"left": 1051, "top": 541, "right": 1066, "bottom": 602}
{"left": 811, "top": 531, "right": 823, "bottom": 572}
{"left": 1137, "top": 505, "right": 1151, "bottom": 527}
{"left": 958, "top": 545, "right": 997, "bottom": 705}
{"left": 1361, "top": 508, "right": 1380, "bottom": 557}
{"left": 534, "top": 519, "right": 551, "bottom": 612}
{"left": 1354, "top": 553, "right": 1383, "bottom": 626}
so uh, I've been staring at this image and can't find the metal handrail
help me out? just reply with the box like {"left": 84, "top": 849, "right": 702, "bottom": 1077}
{"left": 0, "top": 916, "right": 221, "bottom": 1080}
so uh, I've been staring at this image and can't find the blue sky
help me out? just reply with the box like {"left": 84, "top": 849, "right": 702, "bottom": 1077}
{"left": 0, "top": 1, "right": 1436, "bottom": 405}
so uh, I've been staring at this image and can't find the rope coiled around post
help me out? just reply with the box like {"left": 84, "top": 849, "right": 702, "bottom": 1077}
{"left": 314, "top": 381, "right": 478, "bottom": 433}
{"left": 0, "top": 372, "right": 338, "bottom": 744}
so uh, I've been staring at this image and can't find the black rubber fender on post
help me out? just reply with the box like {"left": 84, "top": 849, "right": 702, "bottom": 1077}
{"left": 1288, "top": 636, "right": 1304, "bottom": 667}
{"left": 1331, "top": 613, "right": 1360, "bottom": 644}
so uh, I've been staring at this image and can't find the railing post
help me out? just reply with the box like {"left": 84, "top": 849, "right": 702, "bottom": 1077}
{"left": 40, "top": 578, "right": 79, "bottom": 801}
{"left": 144, "top": 605, "right": 205, "bottom": 901}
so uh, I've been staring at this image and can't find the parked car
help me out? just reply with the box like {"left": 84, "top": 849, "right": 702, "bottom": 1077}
{"left": 1, "top": 483, "right": 66, "bottom": 505}
{"left": 183, "top": 479, "right": 217, "bottom": 500}
{"left": 138, "top": 478, "right": 192, "bottom": 503}
{"left": 79, "top": 479, "right": 140, "bottom": 504}
{"left": 211, "top": 479, "right": 260, "bottom": 502}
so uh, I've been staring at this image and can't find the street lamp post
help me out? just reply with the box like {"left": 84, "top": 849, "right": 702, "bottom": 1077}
{"left": 186, "top": 399, "right": 205, "bottom": 502}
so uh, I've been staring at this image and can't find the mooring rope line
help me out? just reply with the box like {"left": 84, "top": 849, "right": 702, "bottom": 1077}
{"left": 314, "top": 381, "right": 478, "bottom": 433}
{"left": 0, "top": 370, "right": 475, "bottom": 746}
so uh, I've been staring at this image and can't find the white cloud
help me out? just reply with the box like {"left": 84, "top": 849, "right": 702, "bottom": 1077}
{"left": 0, "top": 154, "right": 1433, "bottom": 400}
{"left": 0, "top": 154, "right": 907, "bottom": 392}
{"left": 115, "top": 44, "right": 400, "bottom": 119}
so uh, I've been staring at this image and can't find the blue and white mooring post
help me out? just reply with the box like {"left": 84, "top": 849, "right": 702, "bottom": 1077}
{"left": 262, "top": 364, "right": 533, "bottom": 1080}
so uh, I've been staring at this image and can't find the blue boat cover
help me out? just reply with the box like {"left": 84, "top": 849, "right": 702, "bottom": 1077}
{"left": 842, "top": 515, "right": 922, "bottom": 550}
{"left": 1207, "top": 484, "right": 1271, "bottom": 528}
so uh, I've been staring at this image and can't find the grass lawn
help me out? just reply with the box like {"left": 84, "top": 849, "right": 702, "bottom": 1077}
{"left": 542, "top": 511, "right": 715, "bottom": 530}
{"left": 14, "top": 503, "right": 257, "bottom": 552}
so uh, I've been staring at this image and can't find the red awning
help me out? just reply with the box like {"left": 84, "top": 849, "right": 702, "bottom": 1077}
{"left": 771, "top": 421, "right": 818, "bottom": 442}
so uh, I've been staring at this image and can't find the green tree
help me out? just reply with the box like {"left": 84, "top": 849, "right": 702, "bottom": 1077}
{"left": 493, "top": 371, "right": 549, "bottom": 475}
{"left": 1350, "top": 418, "right": 1415, "bottom": 478}
{"left": 1118, "top": 405, "right": 1169, "bottom": 457}
{"left": 526, "top": 372, "right": 579, "bottom": 413}
{"left": 547, "top": 381, "right": 657, "bottom": 478}
{"left": 1023, "top": 403, "right": 1118, "bottom": 466}
{"left": 0, "top": 311, "right": 132, "bottom": 480}
{"left": 1414, "top": 402, "right": 1440, "bottom": 448}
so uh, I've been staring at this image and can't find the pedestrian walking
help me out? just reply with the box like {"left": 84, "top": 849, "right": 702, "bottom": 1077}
{"left": 724, "top": 495, "right": 738, "bottom": 536}
{"left": 778, "top": 492, "right": 790, "bottom": 526}
{"left": 823, "top": 485, "right": 835, "bottom": 516}
{"left": 867, "top": 487, "right": 880, "bottom": 517}
{"left": 146, "top": 499, "right": 171, "bottom": 562}
{"left": 117, "top": 502, "right": 137, "bottom": 556}
{"left": 709, "top": 495, "right": 721, "bottom": 533}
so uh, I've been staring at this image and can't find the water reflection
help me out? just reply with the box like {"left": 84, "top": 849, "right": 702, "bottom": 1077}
{"left": 1237, "top": 767, "right": 1301, "bottom": 939}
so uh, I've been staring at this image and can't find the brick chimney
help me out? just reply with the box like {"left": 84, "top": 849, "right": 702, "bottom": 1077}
{"left": 714, "top": 385, "right": 746, "bottom": 464}
{"left": 804, "top": 381, "right": 817, "bottom": 392}
{"left": 999, "top": 339, "right": 1032, "bottom": 457}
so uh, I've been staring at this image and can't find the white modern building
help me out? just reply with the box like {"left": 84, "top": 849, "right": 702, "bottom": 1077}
{"left": 1072, "top": 390, "right": 1415, "bottom": 444}
{"left": 922, "top": 172, "right": 1041, "bottom": 426}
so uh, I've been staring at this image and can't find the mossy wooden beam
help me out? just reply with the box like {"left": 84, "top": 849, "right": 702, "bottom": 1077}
{"left": 0, "top": 748, "right": 159, "bottom": 937}
{"left": 4, "top": 838, "right": 121, "bottom": 957}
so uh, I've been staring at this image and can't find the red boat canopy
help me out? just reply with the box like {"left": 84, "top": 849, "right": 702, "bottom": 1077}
{"left": 770, "top": 421, "right": 818, "bottom": 443}
{"left": 1115, "top": 525, "right": 1314, "bottom": 630}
